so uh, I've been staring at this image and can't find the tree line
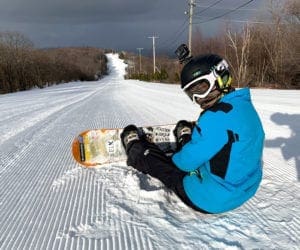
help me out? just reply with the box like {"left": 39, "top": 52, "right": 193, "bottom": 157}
{"left": 126, "top": 0, "right": 299, "bottom": 89}
{"left": 0, "top": 32, "right": 108, "bottom": 94}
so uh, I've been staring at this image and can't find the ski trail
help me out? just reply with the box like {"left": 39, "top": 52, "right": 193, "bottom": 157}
{"left": 0, "top": 81, "right": 113, "bottom": 249}
{"left": 0, "top": 53, "right": 299, "bottom": 249}
{"left": 0, "top": 81, "right": 110, "bottom": 176}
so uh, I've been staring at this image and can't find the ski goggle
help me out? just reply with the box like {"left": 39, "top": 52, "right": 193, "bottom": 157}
{"left": 183, "top": 59, "right": 230, "bottom": 102}
{"left": 183, "top": 71, "right": 217, "bottom": 102}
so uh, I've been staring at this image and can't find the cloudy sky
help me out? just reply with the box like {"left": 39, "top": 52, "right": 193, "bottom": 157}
{"left": 0, "top": 0, "right": 268, "bottom": 54}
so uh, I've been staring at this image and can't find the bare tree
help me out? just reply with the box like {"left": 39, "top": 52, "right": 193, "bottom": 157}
{"left": 226, "top": 25, "right": 251, "bottom": 88}
{"left": 0, "top": 31, "right": 34, "bottom": 92}
{"left": 284, "top": 0, "right": 300, "bottom": 23}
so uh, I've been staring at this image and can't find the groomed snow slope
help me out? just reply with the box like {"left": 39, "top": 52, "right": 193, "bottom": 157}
{"left": 0, "top": 53, "right": 299, "bottom": 250}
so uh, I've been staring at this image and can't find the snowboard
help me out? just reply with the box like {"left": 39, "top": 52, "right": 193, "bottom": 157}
{"left": 72, "top": 124, "right": 179, "bottom": 168}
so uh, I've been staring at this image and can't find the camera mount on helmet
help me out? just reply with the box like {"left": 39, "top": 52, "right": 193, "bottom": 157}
{"left": 175, "top": 44, "right": 192, "bottom": 64}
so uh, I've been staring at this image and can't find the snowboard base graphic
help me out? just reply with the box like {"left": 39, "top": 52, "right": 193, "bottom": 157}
{"left": 72, "top": 124, "right": 178, "bottom": 168}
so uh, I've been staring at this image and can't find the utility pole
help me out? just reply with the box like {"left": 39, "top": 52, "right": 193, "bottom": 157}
{"left": 148, "top": 35, "right": 159, "bottom": 74}
{"left": 136, "top": 48, "right": 143, "bottom": 73}
{"left": 187, "top": 0, "right": 195, "bottom": 55}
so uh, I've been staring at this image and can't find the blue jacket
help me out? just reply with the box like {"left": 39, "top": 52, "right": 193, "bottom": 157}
{"left": 172, "top": 88, "right": 264, "bottom": 213}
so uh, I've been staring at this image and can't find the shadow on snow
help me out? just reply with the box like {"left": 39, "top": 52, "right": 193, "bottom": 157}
{"left": 264, "top": 113, "right": 300, "bottom": 181}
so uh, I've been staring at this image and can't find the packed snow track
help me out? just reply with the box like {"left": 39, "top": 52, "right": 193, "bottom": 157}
{"left": 0, "top": 54, "right": 299, "bottom": 249}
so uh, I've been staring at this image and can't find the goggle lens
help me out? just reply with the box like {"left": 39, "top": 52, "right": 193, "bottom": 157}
{"left": 184, "top": 80, "right": 210, "bottom": 100}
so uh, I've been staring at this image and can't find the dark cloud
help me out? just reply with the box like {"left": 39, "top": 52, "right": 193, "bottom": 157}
{"left": 0, "top": 0, "right": 173, "bottom": 23}
{"left": 0, "top": 0, "right": 267, "bottom": 52}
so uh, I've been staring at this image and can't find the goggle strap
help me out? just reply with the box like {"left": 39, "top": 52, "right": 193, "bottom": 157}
{"left": 217, "top": 75, "right": 232, "bottom": 91}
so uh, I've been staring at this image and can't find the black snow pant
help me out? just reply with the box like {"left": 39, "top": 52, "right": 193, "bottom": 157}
{"left": 126, "top": 139, "right": 208, "bottom": 213}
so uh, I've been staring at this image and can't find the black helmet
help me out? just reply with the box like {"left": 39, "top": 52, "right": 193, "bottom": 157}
{"left": 180, "top": 54, "right": 232, "bottom": 102}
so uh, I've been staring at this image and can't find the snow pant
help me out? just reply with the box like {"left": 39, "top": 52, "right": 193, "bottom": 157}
{"left": 126, "top": 139, "right": 208, "bottom": 213}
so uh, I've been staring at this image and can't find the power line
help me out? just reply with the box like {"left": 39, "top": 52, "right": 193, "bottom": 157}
{"left": 195, "top": 7, "right": 265, "bottom": 13}
{"left": 141, "top": 1, "right": 256, "bottom": 55}
{"left": 221, "top": 19, "right": 273, "bottom": 24}
{"left": 194, "top": 0, "right": 224, "bottom": 16}
{"left": 160, "top": 0, "right": 195, "bottom": 54}
{"left": 159, "top": 18, "right": 189, "bottom": 51}
{"left": 193, "top": 0, "right": 255, "bottom": 24}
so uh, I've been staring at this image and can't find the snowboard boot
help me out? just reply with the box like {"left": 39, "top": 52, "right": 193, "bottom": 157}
{"left": 173, "top": 120, "right": 193, "bottom": 150}
{"left": 120, "top": 124, "right": 141, "bottom": 153}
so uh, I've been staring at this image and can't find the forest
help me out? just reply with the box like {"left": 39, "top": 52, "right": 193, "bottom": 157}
{"left": 0, "top": 33, "right": 108, "bottom": 93}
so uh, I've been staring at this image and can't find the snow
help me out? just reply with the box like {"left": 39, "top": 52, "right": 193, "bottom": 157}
{"left": 0, "top": 53, "right": 299, "bottom": 250}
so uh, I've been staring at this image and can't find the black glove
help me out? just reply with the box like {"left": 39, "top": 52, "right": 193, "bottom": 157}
{"left": 173, "top": 120, "right": 194, "bottom": 151}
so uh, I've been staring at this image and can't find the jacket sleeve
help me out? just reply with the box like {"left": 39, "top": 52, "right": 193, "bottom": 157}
{"left": 172, "top": 113, "right": 228, "bottom": 172}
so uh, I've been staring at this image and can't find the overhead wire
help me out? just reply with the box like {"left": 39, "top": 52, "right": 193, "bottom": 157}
{"left": 149, "top": 0, "right": 256, "bottom": 54}
{"left": 159, "top": 17, "right": 189, "bottom": 52}
{"left": 193, "top": 0, "right": 256, "bottom": 24}
{"left": 194, "top": 0, "right": 224, "bottom": 16}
